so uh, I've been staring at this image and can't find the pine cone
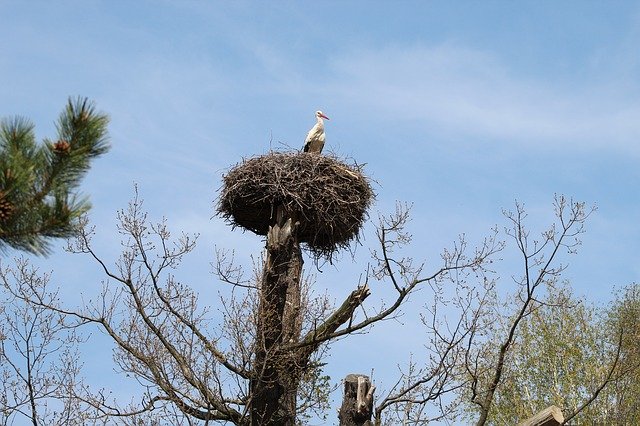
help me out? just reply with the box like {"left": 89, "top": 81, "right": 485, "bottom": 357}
{"left": 0, "top": 193, "right": 14, "bottom": 222}
{"left": 53, "top": 139, "right": 71, "bottom": 154}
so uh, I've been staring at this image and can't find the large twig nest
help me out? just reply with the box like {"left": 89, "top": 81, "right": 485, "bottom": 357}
{"left": 217, "top": 152, "right": 374, "bottom": 258}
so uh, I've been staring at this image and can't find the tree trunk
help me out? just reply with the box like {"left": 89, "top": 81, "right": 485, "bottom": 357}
{"left": 250, "top": 206, "right": 303, "bottom": 425}
{"left": 339, "top": 374, "right": 375, "bottom": 426}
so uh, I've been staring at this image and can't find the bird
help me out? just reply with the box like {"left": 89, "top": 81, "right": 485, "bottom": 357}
{"left": 303, "top": 111, "right": 330, "bottom": 154}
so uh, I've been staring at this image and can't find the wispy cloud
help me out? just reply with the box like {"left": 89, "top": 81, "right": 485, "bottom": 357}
{"left": 327, "top": 43, "right": 640, "bottom": 153}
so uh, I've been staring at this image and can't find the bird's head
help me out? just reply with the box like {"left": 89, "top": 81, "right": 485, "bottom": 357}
{"left": 316, "top": 111, "right": 330, "bottom": 120}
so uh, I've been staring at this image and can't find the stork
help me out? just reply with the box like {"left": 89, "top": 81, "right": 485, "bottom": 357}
{"left": 303, "top": 111, "right": 330, "bottom": 154}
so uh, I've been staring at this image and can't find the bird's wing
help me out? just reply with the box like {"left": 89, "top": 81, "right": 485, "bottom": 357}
{"left": 303, "top": 125, "right": 319, "bottom": 151}
{"left": 305, "top": 126, "right": 319, "bottom": 142}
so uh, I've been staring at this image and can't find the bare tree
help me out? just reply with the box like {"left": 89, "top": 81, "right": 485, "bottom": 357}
{"left": 1, "top": 155, "right": 625, "bottom": 425}
{"left": 0, "top": 258, "right": 102, "bottom": 425}
{"left": 460, "top": 195, "right": 625, "bottom": 426}
{"left": 468, "top": 196, "right": 580, "bottom": 425}
{"left": 363, "top": 204, "right": 501, "bottom": 425}
{"left": 366, "top": 196, "right": 630, "bottom": 426}
{"left": 2, "top": 174, "right": 500, "bottom": 425}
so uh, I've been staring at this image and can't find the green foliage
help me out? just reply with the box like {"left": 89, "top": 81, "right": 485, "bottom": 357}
{"left": 0, "top": 97, "right": 109, "bottom": 255}
{"left": 296, "top": 365, "right": 332, "bottom": 424}
{"left": 465, "top": 282, "right": 640, "bottom": 425}
{"left": 487, "top": 284, "right": 604, "bottom": 423}
{"left": 598, "top": 283, "right": 640, "bottom": 424}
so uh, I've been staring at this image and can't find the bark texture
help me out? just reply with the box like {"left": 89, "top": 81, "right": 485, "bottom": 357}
{"left": 250, "top": 207, "right": 303, "bottom": 425}
{"left": 339, "top": 374, "right": 375, "bottom": 426}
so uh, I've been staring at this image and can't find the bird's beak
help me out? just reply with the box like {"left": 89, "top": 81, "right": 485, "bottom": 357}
{"left": 320, "top": 113, "right": 330, "bottom": 120}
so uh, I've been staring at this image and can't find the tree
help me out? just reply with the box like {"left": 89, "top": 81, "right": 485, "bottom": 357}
{"left": 0, "top": 151, "right": 502, "bottom": 424}
{"left": 367, "top": 196, "right": 628, "bottom": 426}
{"left": 0, "top": 97, "right": 110, "bottom": 255}
{"left": 465, "top": 197, "right": 602, "bottom": 425}
{"left": 592, "top": 283, "right": 640, "bottom": 424}
{"left": 0, "top": 98, "right": 109, "bottom": 424}
{"left": 0, "top": 258, "right": 99, "bottom": 425}
{"left": 452, "top": 197, "right": 631, "bottom": 426}
{"left": 455, "top": 283, "right": 640, "bottom": 425}
{"left": 470, "top": 283, "right": 608, "bottom": 424}
{"left": 0, "top": 151, "right": 626, "bottom": 425}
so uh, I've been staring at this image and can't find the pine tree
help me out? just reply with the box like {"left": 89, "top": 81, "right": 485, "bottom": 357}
{"left": 0, "top": 97, "right": 110, "bottom": 255}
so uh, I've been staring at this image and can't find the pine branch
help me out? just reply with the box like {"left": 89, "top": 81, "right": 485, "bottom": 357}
{"left": 0, "top": 97, "right": 110, "bottom": 255}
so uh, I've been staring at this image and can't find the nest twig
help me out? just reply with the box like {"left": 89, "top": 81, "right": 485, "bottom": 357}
{"left": 217, "top": 152, "right": 374, "bottom": 259}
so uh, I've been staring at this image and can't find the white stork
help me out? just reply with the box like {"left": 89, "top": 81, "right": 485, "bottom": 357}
{"left": 303, "top": 111, "right": 330, "bottom": 154}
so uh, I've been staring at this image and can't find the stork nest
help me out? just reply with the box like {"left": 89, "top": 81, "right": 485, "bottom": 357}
{"left": 217, "top": 152, "right": 374, "bottom": 259}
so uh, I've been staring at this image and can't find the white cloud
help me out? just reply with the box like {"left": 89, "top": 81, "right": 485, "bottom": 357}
{"left": 327, "top": 43, "right": 640, "bottom": 153}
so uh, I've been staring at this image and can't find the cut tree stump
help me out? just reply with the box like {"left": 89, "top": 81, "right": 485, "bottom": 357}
{"left": 338, "top": 374, "right": 375, "bottom": 426}
{"left": 517, "top": 405, "right": 564, "bottom": 426}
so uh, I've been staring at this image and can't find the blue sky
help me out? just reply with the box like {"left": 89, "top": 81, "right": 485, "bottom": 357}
{"left": 2, "top": 1, "right": 640, "bottom": 423}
